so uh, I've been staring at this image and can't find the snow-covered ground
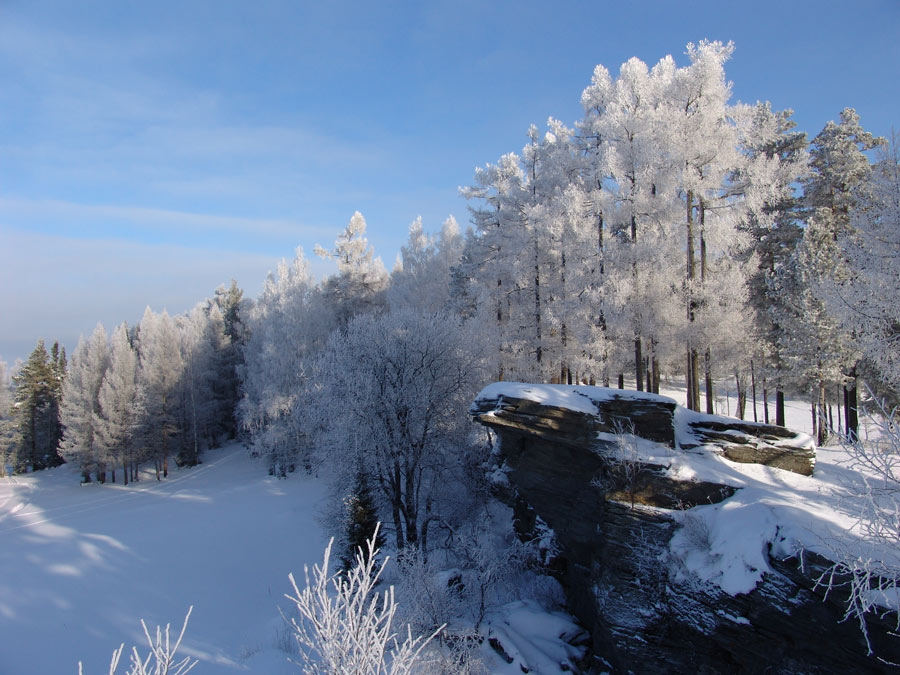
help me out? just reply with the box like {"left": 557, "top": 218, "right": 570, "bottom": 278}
{"left": 0, "top": 441, "right": 586, "bottom": 674}
{"left": 2, "top": 382, "right": 887, "bottom": 673}
{"left": 0, "top": 443, "right": 328, "bottom": 674}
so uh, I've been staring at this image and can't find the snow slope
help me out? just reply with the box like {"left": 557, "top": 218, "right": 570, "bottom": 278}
{"left": 0, "top": 442, "right": 328, "bottom": 674}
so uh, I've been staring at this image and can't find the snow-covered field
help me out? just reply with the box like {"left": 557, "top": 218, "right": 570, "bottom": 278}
{"left": 0, "top": 443, "right": 328, "bottom": 674}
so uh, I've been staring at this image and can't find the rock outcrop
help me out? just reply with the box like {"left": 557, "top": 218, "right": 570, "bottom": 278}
{"left": 683, "top": 413, "right": 816, "bottom": 476}
{"left": 471, "top": 383, "right": 898, "bottom": 673}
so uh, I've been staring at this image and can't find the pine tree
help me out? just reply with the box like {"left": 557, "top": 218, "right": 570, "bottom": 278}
{"left": 315, "top": 211, "right": 389, "bottom": 328}
{"left": 800, "top": 109, "right": 884, "bottom": 439}
{"left": 340, "top": 465, "right": 385, "bottom": 573}
{"left": 10, "top": 340, "right": 65, "bottom": 472}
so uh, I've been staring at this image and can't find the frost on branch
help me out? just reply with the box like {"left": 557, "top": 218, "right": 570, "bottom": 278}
{"left": 822, "top": 395, "right": 900, "bottom": 661}
{"left": 78, "top": 607, "right": 197, "bottom": 675}
{"left": 283, "top": 524, "right": 442, "bottom": 674}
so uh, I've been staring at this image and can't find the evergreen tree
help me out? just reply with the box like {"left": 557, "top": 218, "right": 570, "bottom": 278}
{"left": 10, "top": 340, "right": 65, "bottom": 472}
{"left": 340, "top": 465, "right": 385, "bottom": 573}
{"left": 315, "top": 211, "right": 389, "bottom": 328}
{"left": 0, "top": 358, "right": 12, "bottom": 476}
{"left": 799, "top": 109, "right": 884, "bottom": 439}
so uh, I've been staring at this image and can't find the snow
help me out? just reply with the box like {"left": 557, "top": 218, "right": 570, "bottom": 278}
{"left": 480, "top": 600, "right": 587, "bottom": 673}
{"left": 474, "top": 381, "right": 677, "bottom": 416}
{"left": 0, "top": 442, "right": 583, "bottom": 674}
{"left": 0, "top": 442, "right": 328, "bottom": 674}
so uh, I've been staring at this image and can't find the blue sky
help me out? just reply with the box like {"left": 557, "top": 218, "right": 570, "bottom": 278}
{"left": 1, "top": 0, "right": 898, "bottom": 364}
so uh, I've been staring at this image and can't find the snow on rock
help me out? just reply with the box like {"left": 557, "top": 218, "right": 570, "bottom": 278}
{"left": 473, "top": 381, "right": 677, "bottom": 415}
{"left": 481, "top": 599, "right": 588, "bottom": 674}
{"left": 474, "top": 382, "right": 600, "bottom": 415}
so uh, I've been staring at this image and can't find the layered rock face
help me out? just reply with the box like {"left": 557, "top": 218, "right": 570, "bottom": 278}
{"left": 471, "top": 383, "right": 897, "bottom": 674}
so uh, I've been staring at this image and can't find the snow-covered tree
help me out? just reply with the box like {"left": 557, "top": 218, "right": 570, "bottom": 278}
{"left": 60, "top": 323, "right": 110, "bottom": 482}
{"left": 238, "top": 247, "right": 324, "bottom": 476}
{"left": 828, "top": 131, "right": 900, "bottom": 401}
{"left": 315, "top": 211, "right": 389, "bottom": 328}
{"left": 778, "top": 109, "right": 884, "bottom": 439}
{"left": 388, "top": 215, "right": 464, "bottom": 314}
{"left": 133, "top": 308, "right": 184, "bottom": 479}
{"left": 94, "top": 322, "right": 140, "bottom": 484}
{"left": 738, "top": 103, "right": 808, "bottom": 424}
{"left": 307, "top": 308, "right": 483, "bottom": 550}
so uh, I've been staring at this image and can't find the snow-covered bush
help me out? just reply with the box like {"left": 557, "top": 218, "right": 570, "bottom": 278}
{"left": 283, "top": 524, "right": 442, "bottom": 674}
{"left": 823, "top": 396, "right": 900, "bottom": 657}
{"left": 78, "top": 607, "right": 197, "bottom": 675}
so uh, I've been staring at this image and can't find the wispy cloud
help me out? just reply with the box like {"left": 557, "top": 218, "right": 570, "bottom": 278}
{"left": 0, "top": 197, "right": 333, "bottom": 241}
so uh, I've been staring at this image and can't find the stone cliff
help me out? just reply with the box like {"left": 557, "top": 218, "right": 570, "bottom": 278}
{"left": 471, "top": 383, "right": 898, "bottom": 673}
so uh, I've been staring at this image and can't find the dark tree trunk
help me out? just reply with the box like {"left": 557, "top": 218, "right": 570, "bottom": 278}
{"left": 845, "top": 378, "right": 859, "bottom": 442}
{"left": 618, "top": 374, "right": 624, "bottom": 390}
{"left": 776, "top": 389, "right": 785, "bottom": 427}
{"left": 705, "top": 349, "right": 714, "bottom": 415}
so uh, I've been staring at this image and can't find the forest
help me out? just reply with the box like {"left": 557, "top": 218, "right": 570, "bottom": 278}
{"left": 2, "top": 40, "right": 899, "bottom": 671}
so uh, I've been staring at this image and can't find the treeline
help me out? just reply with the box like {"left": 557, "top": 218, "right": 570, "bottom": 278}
{"left": 2, "top": 39, "right": 898, "bottom": 482}
{"left": 0, "top": 286, "right": 243, "bottom": 481}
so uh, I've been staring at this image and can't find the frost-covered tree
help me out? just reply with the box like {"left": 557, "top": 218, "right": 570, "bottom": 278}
{"left": 805, "top": 109, "right": 883, "bottom": 437}
{"left": 9, "top": 339, "right": 65, "bottom": 472}
{"left": 388, "top": 215, "right": 464, "bottom": 314}
{"left": 307, "top": 309, "right": 482, "bottom": 550}
{"left": 460, "top": 119, "right": 600, "bottom": 383}
{"left": 94, "top": 322, "right": 140, "bottom": 484}
{"left": 133, "top": 308, "right": 184, "bottom": 479}
{"left": 60, "top": 323, "right": 110, "bottom": 482}
{"left": 315, "top": 211, "right": 389, "bottom": 328}
{"left": 738, "top": 103, "right": 808, "bottom": 424}
{"left": 828, "top": 132, "right": 900, "bottom": 401}
{"left": 239, "top": 248, "right": 325, "bottom": 476}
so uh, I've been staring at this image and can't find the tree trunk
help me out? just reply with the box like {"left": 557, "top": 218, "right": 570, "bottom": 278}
{"left": 635, "top": 338, "right": 644, "bottom": 392}
{"left": 685, "top": 190, "right": 697, "bottom": 411}
{"left": 763, "top": 379, "right": 770, "bottom": 424}
{"left": 817, "top": 381, "right": 828, "bottom": 446}
{"left": 686, "top": 349, "right": 694, "bottom": 411}
{"left": 750, "top": 360, "right": 758, "bottom": 423}
{"left": 705, "top": 348, "right": 714, "bottom": 414}
{"left": 618, "top": 374, "right": 624, "bottom": 390}
{"left": 776, "top": 389, "right": 785, "bottom": 427}
{"left": 533, "top": 237, "right": 542, "bottom": 371}
{"left": 845, "top": 378, "right": 859, "bottom": 442}
{"left": 735, "top": 370, "right": 746, "bottom": 420}
{"left": 811, "top": 402, "right": 818, "bottom": 442}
